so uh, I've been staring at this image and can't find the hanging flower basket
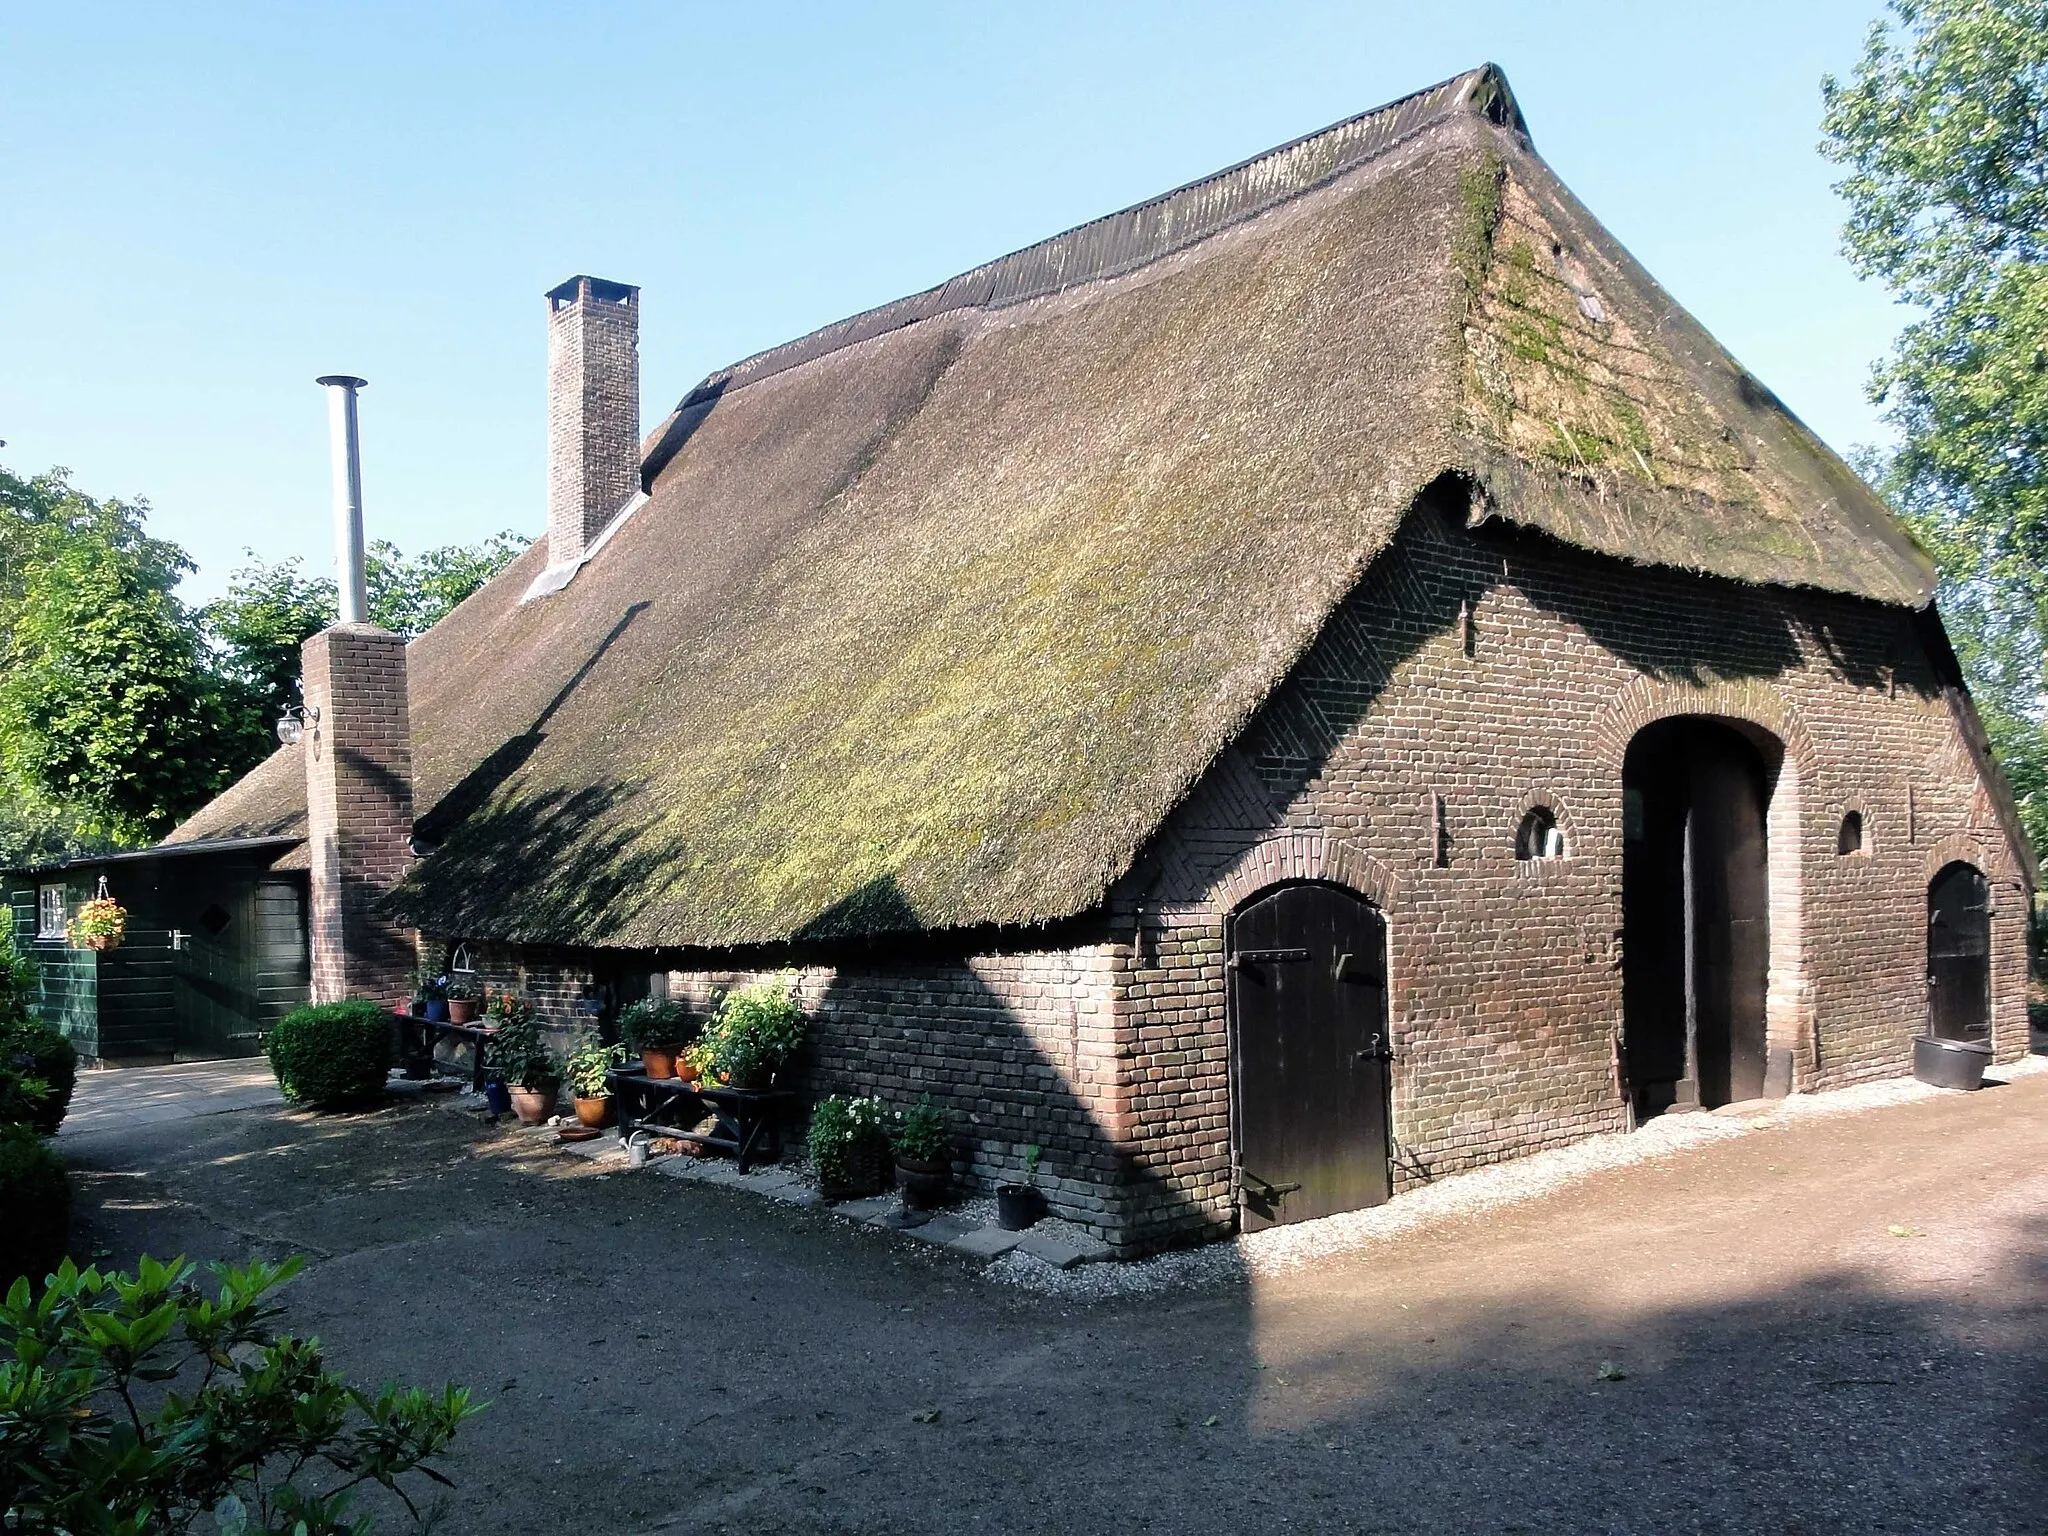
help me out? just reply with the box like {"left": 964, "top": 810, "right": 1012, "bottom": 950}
{"left": 68, "top": 895, "right": 127, "bottom": 953}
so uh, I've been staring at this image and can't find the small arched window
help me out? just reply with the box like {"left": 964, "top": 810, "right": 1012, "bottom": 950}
{"left": 1837, "top": 811, "right": 1865, "bottom": 856}
{"left": 1516, "top": 806, "right": 1567, "bottom": 862}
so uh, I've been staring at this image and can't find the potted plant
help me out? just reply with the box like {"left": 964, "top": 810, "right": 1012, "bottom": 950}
{"left": 893, "top": 1098, "right": 952, "bottom": 1209}
{"left": 997, "top": 1143, "right": 1046, "bottom": 1231}
{"left": 564, "top": 1030, "right": 625, "bottom": 1128}
{"left": 484, "top": 995, "right": 558, "bottom": 1124}
{"left": 412, "top": 963, "right": 449, "bottom": 1023}
{"left": 701, "top": 975, "right": 806, "bottom": 1091}
{"left": 444, "top": 974, "right": 484, "bottom": 1025}
{"left": 619, "top": 998, "right": 692, "bottom": 1079}
{"left": 807, "top": 1095, "right": 891, "bottom": 1200}
{"left": 66, "top": 891, "right": 126, "bottom": 953}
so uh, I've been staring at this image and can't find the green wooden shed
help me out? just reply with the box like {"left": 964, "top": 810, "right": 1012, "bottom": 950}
{"left": 3, "top": 837, "right": 308, "bottom": 1065}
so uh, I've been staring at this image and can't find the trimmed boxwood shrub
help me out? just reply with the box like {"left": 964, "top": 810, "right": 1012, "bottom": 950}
{"left": 0, "top": 1019, "right": 78, "bottom": 1134}
{"left": 0, "top": 1122, "right": 69, "bottom": 1287}
{"left": 266, "top": 1001, "right": 393, "bottom": 1107}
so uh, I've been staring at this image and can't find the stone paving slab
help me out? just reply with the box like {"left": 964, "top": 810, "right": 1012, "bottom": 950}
{"left": 948, "top": 1227, "right": 1024, "bottom": 1259}
{"left": 901, "top": 1213, "right": 975, "bottom": 1245}
{"left": 1015, "top": 1232, "right": 1115, "bottom": 1270}
{"left": 833, "top": 1195, "right": 898, "bottom": 1224}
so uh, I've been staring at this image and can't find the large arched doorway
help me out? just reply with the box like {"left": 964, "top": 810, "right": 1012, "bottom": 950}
{"left": 1228, "top": 882, "right": 1390, "bottom": 1230}
{"left": 1926, "top": 862, "right": 1991, "bottom": 1042}
{"left": 1622, "top": 717, "right": 1773, "bottom": 1117}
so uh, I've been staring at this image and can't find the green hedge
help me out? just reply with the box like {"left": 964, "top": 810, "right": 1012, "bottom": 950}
{"left": 266, "top": 1001, "right": 393, "bottom": 1108}
{"left": 0, "top": 1123, "right": 69, "bottom": 1288}
{"left": 0, "top": 1019, "right": 78, "bottom": 1135}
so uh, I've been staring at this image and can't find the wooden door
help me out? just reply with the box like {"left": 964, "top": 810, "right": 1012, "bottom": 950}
{"left": 1688, "top": 738, "right": 1770, "bottom": 1105}
{"left": 1927, "top": 862, "right": 1990, "bottom": 1042}
{"left": 1624, "top": 718, "right": 1772, "bottom": 1115}
{"left": 1230, "top": 883, "right": 1391, "bottom": 1230}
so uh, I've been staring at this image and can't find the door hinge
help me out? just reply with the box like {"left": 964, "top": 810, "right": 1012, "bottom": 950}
{"left": 1228, "top": 947, "right": 1311, "bottom": 970}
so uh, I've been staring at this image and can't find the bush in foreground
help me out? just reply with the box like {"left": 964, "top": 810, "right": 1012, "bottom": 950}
{"left": 266, "top": 1001, "right": 393, "bottom": 1107}
{"left": 0, "top": 1254, "right": 480, "bottom": 1532}
{"left": 0, "top": 1020, "right": 76, "bottom": 1135}
{"left": 0, "top": 1124, "right": 68, "bottom": 1291}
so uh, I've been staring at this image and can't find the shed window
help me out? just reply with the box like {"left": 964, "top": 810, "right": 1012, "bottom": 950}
{"left": 1516, "top": 807, "right": 1567, "bottom": 861}
{"left": 1837, "top": 811, "right": 1865, "bottom": 856}
{"left": 36, "top": 885, "right": 64, "bottom": 939}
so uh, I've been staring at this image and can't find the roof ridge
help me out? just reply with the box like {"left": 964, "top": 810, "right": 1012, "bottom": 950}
{"left": 643, "top": 63, "right": 1526, "bottom": 480}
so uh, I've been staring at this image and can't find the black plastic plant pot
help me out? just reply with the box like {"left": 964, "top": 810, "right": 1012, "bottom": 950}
{"left": 1913, "top": 1034, "right": 1991, "bottom": 1091}
{"left": 996, "top": 1184, "right": 1046, "bottom": 1231}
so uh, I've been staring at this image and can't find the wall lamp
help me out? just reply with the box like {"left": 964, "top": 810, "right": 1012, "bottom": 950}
{"left": 275, "top": 704, "right": 320, "bottom": 746}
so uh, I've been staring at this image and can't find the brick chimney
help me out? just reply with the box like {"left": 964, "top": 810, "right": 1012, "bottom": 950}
{"left": 546, "top": 275, "right": 640, "bottom": 570}
{"left": 301, "top": 376, "right": 415, "bottom": 1007}
{"left": 302, "top": 624, "right": 414, "bottom": 1006}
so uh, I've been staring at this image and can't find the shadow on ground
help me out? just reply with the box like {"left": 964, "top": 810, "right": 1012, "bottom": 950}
{"left": 58, "top": 1073, "right": 2048, "bottom": 1535}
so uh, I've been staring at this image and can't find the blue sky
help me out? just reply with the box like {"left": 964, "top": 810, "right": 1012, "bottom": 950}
{"left": 2, "top": 2, "right": 1903, "bottom": 602}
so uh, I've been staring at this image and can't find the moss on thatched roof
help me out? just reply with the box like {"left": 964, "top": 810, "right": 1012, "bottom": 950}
{"left": 168, "top": 65, "right": 1938, "bottom": 947}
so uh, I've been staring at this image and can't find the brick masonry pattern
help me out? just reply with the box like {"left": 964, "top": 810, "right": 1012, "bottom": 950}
{"left": 303, "top": 624, "right": 415, "bottom": 1009}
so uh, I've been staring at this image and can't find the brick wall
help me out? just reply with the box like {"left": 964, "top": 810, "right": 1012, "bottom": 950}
{"left": 546, "top": 276, "right": 639, "bottom": 567}
{"left": 1111, "top": 498, "right": 2030, "bottom": 1246}
{"left": 303, "top": 624, "right": 415, "bottom": 1008}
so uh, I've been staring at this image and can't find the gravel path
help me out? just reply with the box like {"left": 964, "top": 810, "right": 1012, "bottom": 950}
{"left": 989, "top": 1053, "right": 2048, "bottom": 1299}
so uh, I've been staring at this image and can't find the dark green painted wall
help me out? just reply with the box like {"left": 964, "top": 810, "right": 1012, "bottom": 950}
{"left": 4, "top": 856, "right": 309, "bottom": 1063}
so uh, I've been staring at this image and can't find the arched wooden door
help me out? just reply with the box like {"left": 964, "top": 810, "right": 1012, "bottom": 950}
{"left": 1927, "top": 862, "right": 1990, "bottom": 1042}
{"left": 1229, "top": 883, "right": 1391, "bottom": 1231}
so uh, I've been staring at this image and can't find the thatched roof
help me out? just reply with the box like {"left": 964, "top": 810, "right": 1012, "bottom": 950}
{"left": 168, "top": 65, "right": 1941, "bottom": 948}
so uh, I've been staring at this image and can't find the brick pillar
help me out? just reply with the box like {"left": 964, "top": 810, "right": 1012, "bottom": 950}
{"left": 301, "top": 622, "right": 415, "bottom": 1006}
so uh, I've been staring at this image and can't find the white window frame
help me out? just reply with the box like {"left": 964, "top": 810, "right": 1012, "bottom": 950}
{"left": 36, "top": 884, "right": 65, "bottom": 940}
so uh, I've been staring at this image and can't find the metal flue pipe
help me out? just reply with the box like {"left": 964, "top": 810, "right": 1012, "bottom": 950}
{"left": 315, "top": 374, "right": 370, "bottom": 625}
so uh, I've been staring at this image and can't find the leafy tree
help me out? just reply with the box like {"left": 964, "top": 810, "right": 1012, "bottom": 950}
{"left": 1822, "top": 0, "right": 2048, "bottom": 850}
{"left": 0, "top": 1254, "right": 479, "bottom": 1533}
{"left": 0, "top": 534, "right": 247, "bottom": 846}
{"left": 206, "top": 534, "right": 525, "bottom": 725}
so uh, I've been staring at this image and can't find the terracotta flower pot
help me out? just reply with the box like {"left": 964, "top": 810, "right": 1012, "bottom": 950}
{"left": 509, "top": 1084, "right": 557, "bottom": 1125}
{"left": 447, "top": 998, "right": 479, "bottom": 1024}
{"left": 80, "top": 934, "right": 120, "bottom": 952}
{"left": 676, "top": 1060, "right": 702, "bottom": 1083}
{"left": 573, "top": 1094, "right": 612, "bottom": 1129}
{"left": 640, "top": 1048, "right": 677, "bottom": 1079}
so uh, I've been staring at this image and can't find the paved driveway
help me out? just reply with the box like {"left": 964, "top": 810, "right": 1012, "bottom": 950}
{"left": 60, "top": 1058, "right": 280, "bottom": 1138}
{"left": 59, "top": 1065, "right": 2048, "bottom": 1535}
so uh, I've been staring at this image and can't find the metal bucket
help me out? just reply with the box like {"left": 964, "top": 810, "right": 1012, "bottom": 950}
{"left": 1912, "top": 1034, "right": 1991, "bottom": 1091}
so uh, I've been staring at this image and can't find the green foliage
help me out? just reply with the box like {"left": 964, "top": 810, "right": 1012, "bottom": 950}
{"left": 617, "top": 997, "right": 692, "bottom": 1052}
{"left": 0, "top": 532, "right": 243, "bottom": 845}
{"left": 363, "top": 535, "right": 526, "bottom": 640}
{"left": 0, "top": 1021, "right": 76, "bottom": 1137}
{"left": 805, "top": 1095, "right": 890, "bottom": 1189}
{"left": 0, "top": 458, "right": 523, "bottom": 851}
{"left": 442, "top": 975, "right": 483, "bottom": 1003}
{"left": 0, "top": 791, "right": 116, "bottom": 872}
{"left": 0, "top": 1253, "right": 480, "bottom": 1533}
{"left": 891, "top": 1099, "right": 950, "bottom": 1163}
{"left": 697, "top": 976, "right": 806, "bottom": 1088}
{"left": 264, "top": 1002, "right": 392, "bottom": 1108}
{"left": 563, "top": 1031, "right": 624, "bottom": 1099}
{"left": 482, "top": 1003, "right": 556, "bottom": 1091}
{"left": 203, "top": 535, "right": 522, "bottom": 729}
{"left": 0, "top": 1125, "right": 68, "bottom": 1290}
{"left": 1823, "top": 0, "right": 2048, "bottom": 851}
